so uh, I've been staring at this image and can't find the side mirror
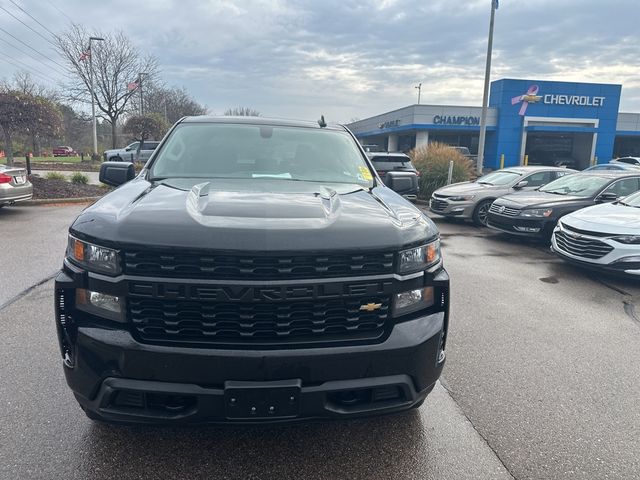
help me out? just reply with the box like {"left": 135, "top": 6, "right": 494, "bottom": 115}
{"left": 384, "top": 170, "right": 418, "bottom": 193}
{"left": 597, "top": 192, "right": 619, "bottom": 203}
{"left": 99, "top": 161, "right": 135, "bottom": 187}
{"left": 513, "top": 180, "right": 528, "bottom": 189}
{"left": 125, "top": 146, "right": 132, "bottom": 151}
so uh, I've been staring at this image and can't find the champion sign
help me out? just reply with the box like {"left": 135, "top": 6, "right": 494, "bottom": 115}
{"left": 433, "top": 115, "right": 480, "bottom": 126}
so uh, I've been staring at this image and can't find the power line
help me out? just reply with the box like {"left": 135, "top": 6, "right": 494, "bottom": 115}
{"left": 44, "top": 0, "right": 73, "bottom": 23}
{"left": 0, "top": 26, "right": 67, "bottom": 71}
{"left": 0, "top": 51, "right": 57, "bottom": 85}
{"left": 8, "top": 0, "right": 60, "bottom": 41}
{"left": 0, "top": 36, "right": 67, "bottom": 76}
{"left": 0, "top": 5, "right": 57, "bottom": 47}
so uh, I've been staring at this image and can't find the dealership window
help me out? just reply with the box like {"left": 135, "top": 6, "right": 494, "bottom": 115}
{"left": 398, "top": 134, "right": 416, "bottom": 153}
{"left": 429, "top": 133, "right": 479, "bottom": 154}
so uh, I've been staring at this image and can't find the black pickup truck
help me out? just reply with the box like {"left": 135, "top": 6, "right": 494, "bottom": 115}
{"left": 54, "top": 116, "right": 450, "bottom": 424}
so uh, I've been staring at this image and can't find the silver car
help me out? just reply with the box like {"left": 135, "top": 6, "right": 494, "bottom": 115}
{"left": 430, "top": 166, "right": 576, "bottom": 226}
{"left": 103, "top": 141, "right": 160, "bottom": 163}
{"left": 0, "top": 164, "right": 32, "bottom": 207}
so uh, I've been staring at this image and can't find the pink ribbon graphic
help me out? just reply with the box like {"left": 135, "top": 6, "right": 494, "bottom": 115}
{"left": 511, "top": 85, "right": 539, "bottom": 116}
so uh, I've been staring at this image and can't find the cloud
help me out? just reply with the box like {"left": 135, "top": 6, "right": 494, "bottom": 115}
{"left": 1, "top": 0, "right": 639, "bottom": 122}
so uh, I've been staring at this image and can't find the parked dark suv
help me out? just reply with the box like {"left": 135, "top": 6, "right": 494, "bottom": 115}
{"left": 55, "top": 117, "right": 450, "bottom": 424}
{"left": 367, "top": 152, "right": 419, "bottom": 199}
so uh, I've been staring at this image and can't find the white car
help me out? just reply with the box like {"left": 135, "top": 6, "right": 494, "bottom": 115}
{"left": 103, "top": 141, "right": 160, "bottom": 163}
{"left": 551, "top": 191, "right": 640, "bottom": 275}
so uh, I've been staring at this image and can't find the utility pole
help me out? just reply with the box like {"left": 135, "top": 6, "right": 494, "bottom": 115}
{"left": 415, "top": 83, "right": 422, "bottom": 104}
{"left": 476, "top": 0, "right": 498, "bottom": 174}
{"left": 89, "top": 36, "right": 104, "bottom": 157}
{"left": 138, "top": 72, "right": 147, "bottom": 115}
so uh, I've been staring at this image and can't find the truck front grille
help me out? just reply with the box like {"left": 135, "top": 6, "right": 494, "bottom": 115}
{"left": 127, "top": 279, "right": 395, "bottom": 347}
{"left": 123, "top": 249, "right": 395, "bottom": 280}
{"left": 129, "top": 294, "right": 391, "bottom": 347}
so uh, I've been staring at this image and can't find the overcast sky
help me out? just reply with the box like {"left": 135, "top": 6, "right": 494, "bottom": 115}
{"left": 1, "top": 0, "right": 639, "bottom": 122}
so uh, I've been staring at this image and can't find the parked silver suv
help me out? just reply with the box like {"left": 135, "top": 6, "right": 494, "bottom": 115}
{"left": 103, "top": 141, "right": 160, "bottom": 163}
{"left": 430, "top": 166, "right": 576, "bottom": 226}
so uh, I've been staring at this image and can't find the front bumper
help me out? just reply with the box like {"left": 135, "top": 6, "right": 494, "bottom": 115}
{"left": 551, "top": 231, "right": 640, "bottom": 276}
{"left": 487, "top": 212, "right": 555, "bottom": 238}
{"left": 429, "top": 197, "right": 475, "bottom": 219}
{"left": 55, "top": 267, "right": 449, "bottom": 424}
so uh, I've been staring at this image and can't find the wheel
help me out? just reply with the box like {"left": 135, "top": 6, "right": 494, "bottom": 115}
{"left": 472, "top": 199, "right": 493, "bottom": 226}
{"left": 114, "top": 156, "right": 122, "bottom": 162}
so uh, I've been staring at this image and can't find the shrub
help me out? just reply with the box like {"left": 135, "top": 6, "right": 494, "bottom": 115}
{"left": 70, "top": 172, "right": 89, "bottom": 184}
{"left": 410, "top": 142, "right": 474, "bottom": 199}
{"left": 45, "top": 171, "right": 67, "bottom": 181}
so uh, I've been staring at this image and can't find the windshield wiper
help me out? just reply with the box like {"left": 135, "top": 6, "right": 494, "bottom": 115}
{"left": 543, "top": 190, "right": 567, "bottom": 195}
{"left": 477, "top": 181, "right": 492, "bottom": 185}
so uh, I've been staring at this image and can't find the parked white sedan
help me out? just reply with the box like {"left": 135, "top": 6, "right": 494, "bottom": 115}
{"left": 551, "top": 190, "right": 640, "bottom": 275}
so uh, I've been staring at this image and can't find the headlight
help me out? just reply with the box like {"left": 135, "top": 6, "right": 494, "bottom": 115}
{"left": 398, "top": 240, "right": 441, "bottom": 273}
{"left": 612, "top": 235, "right": 640, "bottom": 244}
{"left": 76, "top": 289, "right": 125, "bottom": 322}
{"left": 67, "top": 235, "right": 121, "bottom": 275}
{"left": 448, "top": 195, "right": 475, "bottom": 201}
{"left": 393, "top": 287, "right": 435, "bottom": 317}
{"left": 519, "top": 208, "right": 553, "bottom": 218}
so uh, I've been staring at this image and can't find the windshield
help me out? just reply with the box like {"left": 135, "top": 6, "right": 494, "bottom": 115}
{"left": 539, "top": 174, "right": 610, "bottom": 197}
{"left": 476, "top": 170, "right": 521, "bottom": 186}
{"left": 150, "top": 123, "right": 374, "bottom": 187}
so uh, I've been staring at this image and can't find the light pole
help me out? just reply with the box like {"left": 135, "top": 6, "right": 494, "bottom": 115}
{"left": 138, "top": 72, "right": 147, "bottom": 115}
{"left": 476, "top": 0, "right": 498, "bottom": 174}
{"left": 415, "top": 83, "right": 422, "bottom": 104}
{"left": 89, "top": 36, "right": 104, "bottom": 158}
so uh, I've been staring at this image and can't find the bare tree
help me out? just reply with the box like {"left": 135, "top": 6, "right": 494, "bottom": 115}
{"left": 224, "top": 107, "right": 261, "bottom": 117}
{"left": 123, "top": 113, "right": 169, "bottom": 160}
{"left": 56, "top": 24, "right": 159, "bottom": 148}
{"left": 140, "top": 85, "right": 207, "bottom": 124}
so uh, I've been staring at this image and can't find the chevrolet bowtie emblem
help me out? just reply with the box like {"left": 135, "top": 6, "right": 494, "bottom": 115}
{"left": 360, "top": 302, "right": 382, "bottom": 312}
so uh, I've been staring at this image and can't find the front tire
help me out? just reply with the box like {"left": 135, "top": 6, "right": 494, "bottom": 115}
{"left": 472, "top": 199, "right": 493, "bottom": 226}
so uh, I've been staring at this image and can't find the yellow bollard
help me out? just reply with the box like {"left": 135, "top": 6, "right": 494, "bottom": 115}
{"left": 524, "top": 154, "right": 529, "bottom": 166}
{"left": 500, "top": 154, "right": 505, "bottom": 170}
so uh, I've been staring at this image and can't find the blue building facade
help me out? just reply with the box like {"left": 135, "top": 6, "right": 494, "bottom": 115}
{"left": 485, "top": 79, "right": 621, "bottom": 169}
{"left": 347, "top": 78, "right": 638, "bottom": 171}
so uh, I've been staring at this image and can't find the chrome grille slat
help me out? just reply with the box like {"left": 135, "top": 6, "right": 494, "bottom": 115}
{"left": 555, "top": 231, "right": 613, "bottom": 259}
{"left": 489, "top": 204, "right": 520, "bottom": 216}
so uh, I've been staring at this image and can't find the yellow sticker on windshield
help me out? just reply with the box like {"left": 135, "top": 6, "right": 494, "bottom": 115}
{"left": 359, "top": 166, "right": 373, "bottom": 181}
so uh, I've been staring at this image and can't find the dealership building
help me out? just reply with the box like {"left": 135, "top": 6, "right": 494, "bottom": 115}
{"left": 347, "top": 78, "right": 640, "bottom": 170}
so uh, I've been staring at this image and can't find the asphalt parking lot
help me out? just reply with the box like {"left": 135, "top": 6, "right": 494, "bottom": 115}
{"left": 1, "top": 204, "right": 639, "bottom": 479}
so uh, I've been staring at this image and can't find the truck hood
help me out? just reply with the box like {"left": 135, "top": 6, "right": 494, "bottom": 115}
{"left": 561, "top": 202, "right": 640, "bottom": 235}
{"left": 71, "top": 177, "right": 436, "bottom": 252}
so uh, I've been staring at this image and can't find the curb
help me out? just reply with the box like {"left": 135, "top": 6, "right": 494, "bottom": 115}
{"left": 21, "top": 196, "right": 102, "bottom": 206}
